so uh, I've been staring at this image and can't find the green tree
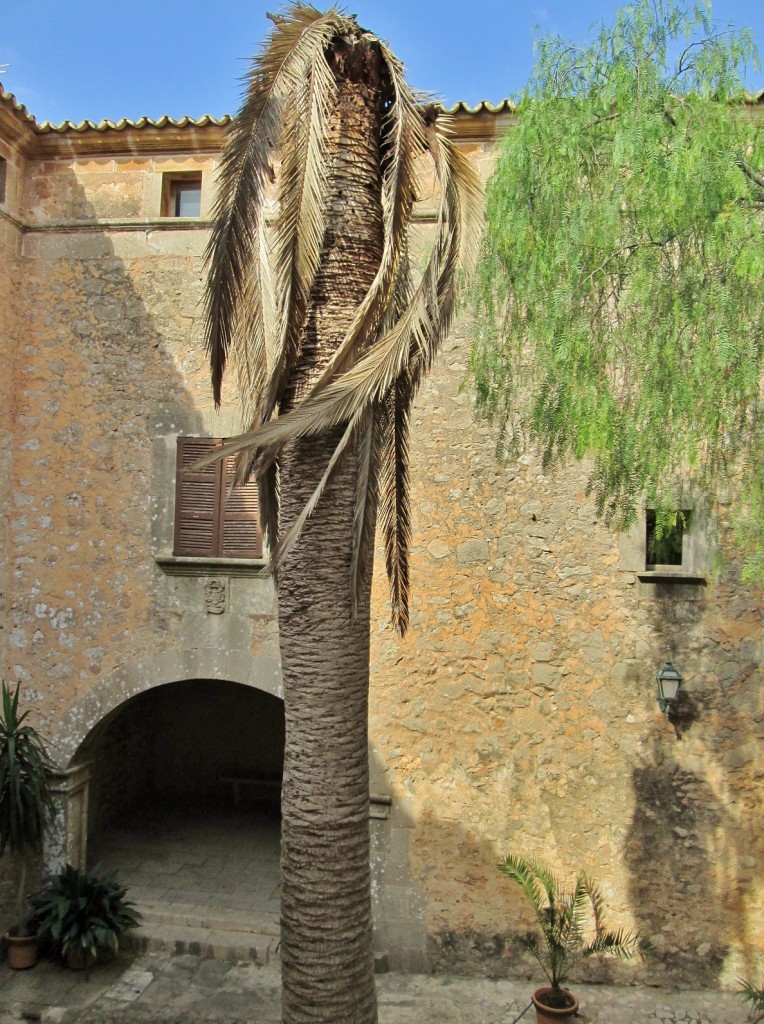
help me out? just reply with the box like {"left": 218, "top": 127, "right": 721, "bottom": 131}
{"left": 470, "top": 0, "right": 763, "bottom": 575}
{"left": 203, "top": 5, "right": 480, "bottom": 1022}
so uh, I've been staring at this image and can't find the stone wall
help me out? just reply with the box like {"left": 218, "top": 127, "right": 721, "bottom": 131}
{"left": 368, "top": 317, "right": 764, "bottom": 985}
{"left": 0, "top": 93, "right": 761, "bottom": 986}
{"left": 8, "top": 149, "right": 274, "bottom": 741}
{"left": 0, "top": 118, "right": 33, "bottom": 928}
{"left": 0, "top": 113, "right": 26, "bottom": 681}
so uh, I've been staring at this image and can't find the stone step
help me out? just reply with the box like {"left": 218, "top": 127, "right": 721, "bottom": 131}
{"left": 125, "top": 921, "right": 281, "bottom": 964}
{"left": 136, "top": 899, "right": 280, "bottom": 936}
{"left": 127, "top": 900, "right": 281, "bottom": 964}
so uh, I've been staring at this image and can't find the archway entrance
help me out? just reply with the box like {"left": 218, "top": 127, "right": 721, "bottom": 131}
{"left": 72, "top": 679, "right": 284, "bottom": 960}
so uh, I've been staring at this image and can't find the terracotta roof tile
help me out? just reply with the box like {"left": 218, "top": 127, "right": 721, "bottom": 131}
{"left": 35, "top": 112, "right": 234, "bottom": 134}
{"left": 0, "top": 83, "right": 37, "bottom": 126}
{"left": 1, "top": 82, "right": 761, "bottom": 137}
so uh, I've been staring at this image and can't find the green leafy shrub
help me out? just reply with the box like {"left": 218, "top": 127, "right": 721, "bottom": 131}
{"left": 500, "top": 854, "right": 652, "bottom": 1009}
{"left": 32, "top": 864, "right": 141, "bottom": 963}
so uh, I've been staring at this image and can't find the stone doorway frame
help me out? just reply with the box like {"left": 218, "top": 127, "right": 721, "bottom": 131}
{"left": 45, "top": 648, "right": 283, "bottom": 873}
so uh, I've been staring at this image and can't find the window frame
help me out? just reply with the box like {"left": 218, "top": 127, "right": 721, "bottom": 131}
{"left": 645, "top": 508, "right": 691, "bottom": 572}
{"left": 618, "top": 504, "right": 711, "bottom": 583}
{"left": 161, "top": 172, "right": 203, "bottom": 219}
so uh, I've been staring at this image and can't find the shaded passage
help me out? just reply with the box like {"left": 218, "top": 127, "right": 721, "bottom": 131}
{"left": 90, "top": 802, "right": 281, "bottom": 960}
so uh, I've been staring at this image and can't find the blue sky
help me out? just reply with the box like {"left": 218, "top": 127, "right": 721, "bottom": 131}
{"left": 3, "top": 1, "right": 763, "bottom": 126}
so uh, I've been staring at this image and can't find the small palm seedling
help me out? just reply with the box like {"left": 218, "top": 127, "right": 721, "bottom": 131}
{"left": 737, "top": 978, "right": 764, "bottom": 1023}
{"left": 500, "top": 854, "right": 652, "bottom": 1017}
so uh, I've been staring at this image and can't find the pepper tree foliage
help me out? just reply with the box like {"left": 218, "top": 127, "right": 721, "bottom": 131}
{"left": 470, "top": 0, "right": 764, "bottom": 577}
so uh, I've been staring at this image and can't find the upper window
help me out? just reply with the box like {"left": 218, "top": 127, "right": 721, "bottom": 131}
{"left": 0, "top": 157, "right": 7, "bottom": 205}
{"left": 645, "top": 509, "right": 691, "bottom": 570}
{"left": 162, "top": 173, "right": 202, "bottom": 218}
{"left": 173, "top": 437, "right": 262, "bottom": 559}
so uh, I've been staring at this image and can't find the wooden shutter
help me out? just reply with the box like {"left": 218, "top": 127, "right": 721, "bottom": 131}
{"left": 174, "top": 437, "right": 262, "bottom": 559}
{"left": 174, "top": 437, "right": 221, "bottom": 556}
{"left": 221, "top": 454, "right": 263, "bottom": 558}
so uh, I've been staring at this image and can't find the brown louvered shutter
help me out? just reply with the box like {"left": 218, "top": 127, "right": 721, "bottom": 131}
{"left": 174, "top": 437, "right": 220, "bottom": 556}
{"left": 221, "top": 454, "right": 263, "bottom": 558}
{"left": 174, "top": 437, "right": 262, "bottom": 559}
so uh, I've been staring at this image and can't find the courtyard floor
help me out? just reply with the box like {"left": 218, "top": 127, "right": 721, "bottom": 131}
{"left": 0, "top": 949, "right": 747, "bottom": 1023}
{"left": 0, "top": 804, "right": 748, "bottom": 1022}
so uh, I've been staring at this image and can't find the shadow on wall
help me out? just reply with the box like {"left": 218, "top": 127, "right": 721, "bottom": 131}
{"left": 13, "top": 157, "right": 213, "bottom": 747}
{"left": 369, "top": 600, "right": 762, "bottom": 988}
{"left": 368, "top": 745, "right": 660, "bottom": 986}
{"left": 1, "top": 156, "right": 217, "bottom": 915}
{"left": 393, "top": 801, "right": 661, "bottom": 987}
{"left": 623, "top": 574, "right": 764, "bottom": 985}
{"left": 626, "top": 742, "right": 735, "bottom": 984}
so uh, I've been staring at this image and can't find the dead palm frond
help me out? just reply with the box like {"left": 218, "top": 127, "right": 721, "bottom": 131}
{"left": 204, "top": 3, "right": 482, "bottom": 634}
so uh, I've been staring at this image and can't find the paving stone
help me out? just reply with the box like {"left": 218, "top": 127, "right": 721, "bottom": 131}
{"left": 105, "top": 968, "right": 155, "bottom": 1002}
{"left": 0, "top": 952, "right": 747, "bottom": 1024}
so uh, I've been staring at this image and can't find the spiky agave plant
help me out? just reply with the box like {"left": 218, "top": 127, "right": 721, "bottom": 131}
{"left": 500, "top": 854, "right": 652, "bottom": 1009}
{"left": 0, "top": 681, "right": 55, "bottom": 936}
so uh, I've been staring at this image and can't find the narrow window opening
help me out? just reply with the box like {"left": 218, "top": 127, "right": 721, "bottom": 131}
{"left": 645, "top": 509, "right": 690, "bottom": 569}
{"left": 0, "top": 157, "right": 7, "bottom": 204}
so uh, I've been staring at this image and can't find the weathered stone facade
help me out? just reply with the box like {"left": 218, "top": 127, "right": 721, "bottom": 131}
{"left": 0, "top": 84, "right": 761, "bottom": 987}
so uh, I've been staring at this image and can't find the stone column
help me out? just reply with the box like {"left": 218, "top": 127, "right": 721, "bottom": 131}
{"left": 45, "top": 762, "right": 91, "bottom": 875}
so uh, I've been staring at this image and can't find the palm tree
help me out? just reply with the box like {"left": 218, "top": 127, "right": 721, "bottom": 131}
{"left": 500, "top": 855, "right": 652, "bottom": 1011}
{"left": 204, "top": 5, "right": 480, "bottom": 1022}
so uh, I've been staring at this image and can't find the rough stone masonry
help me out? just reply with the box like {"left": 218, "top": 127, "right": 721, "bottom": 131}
{"left": 0, "top": 86, "right": 762, "bottom": 987}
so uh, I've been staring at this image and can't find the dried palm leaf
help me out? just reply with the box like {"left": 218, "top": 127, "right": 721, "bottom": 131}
{"left": 202, "top": 2, "right": 482, "bottom": 634}
{"left": 203, "top": 126, "right": 480, "bottom": 460}
{"left": 205, "top": 4, "right": 343, "bottom": 403}
{"left": 350, "top": 406, "right": 383, "bottom": 619}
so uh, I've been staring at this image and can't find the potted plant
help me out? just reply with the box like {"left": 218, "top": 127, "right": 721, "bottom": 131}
{"left": 31, "top": 863, "right": 141, "bottom": 970}
{"left": 0, "top": 681, "right": 55, "bottom": 969}
{"left": 500, "top": 854, "right": 652, "bottom": 1023}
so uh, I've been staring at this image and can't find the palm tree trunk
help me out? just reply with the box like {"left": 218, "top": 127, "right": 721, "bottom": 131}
{"left": 277, "top": 37, "right": 385, "bottom": 1024}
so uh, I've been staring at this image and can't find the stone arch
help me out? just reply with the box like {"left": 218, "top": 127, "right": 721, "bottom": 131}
{"left": 50, "top": 647, "right": 283, "bottom": 768}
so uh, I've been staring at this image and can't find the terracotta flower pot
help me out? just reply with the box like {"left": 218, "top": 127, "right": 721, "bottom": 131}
{"left": 4, "top": 931, "right": 38, "bottom": 970}
{"left": 531, "top": 986, "right": 579, "bottom": 1023}
{"left": 64, "top": 946, "right": 98, "bottom": 971}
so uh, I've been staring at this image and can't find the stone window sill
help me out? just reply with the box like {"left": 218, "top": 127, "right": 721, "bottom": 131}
{"left": 155, "top": 554, "right": 268, "bottom": 578}
{"left": 637, "top": 570, "right": 706, "bottom": 584}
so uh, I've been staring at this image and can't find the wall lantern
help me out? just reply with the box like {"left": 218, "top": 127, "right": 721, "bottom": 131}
{"left": 656, "top": 661, "right": 682, "bottom": 715}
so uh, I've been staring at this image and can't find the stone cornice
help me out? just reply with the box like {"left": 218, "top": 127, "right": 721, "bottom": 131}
{"left": 31, "top": 121, "right": 231, "bottom": 159}
{"left": 0, "top": 204, "right": 25, "bottom": 233}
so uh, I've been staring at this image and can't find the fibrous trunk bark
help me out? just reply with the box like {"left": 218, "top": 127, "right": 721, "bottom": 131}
{"left": 277, "top": 36, "right": 385, "bottom": 1024}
